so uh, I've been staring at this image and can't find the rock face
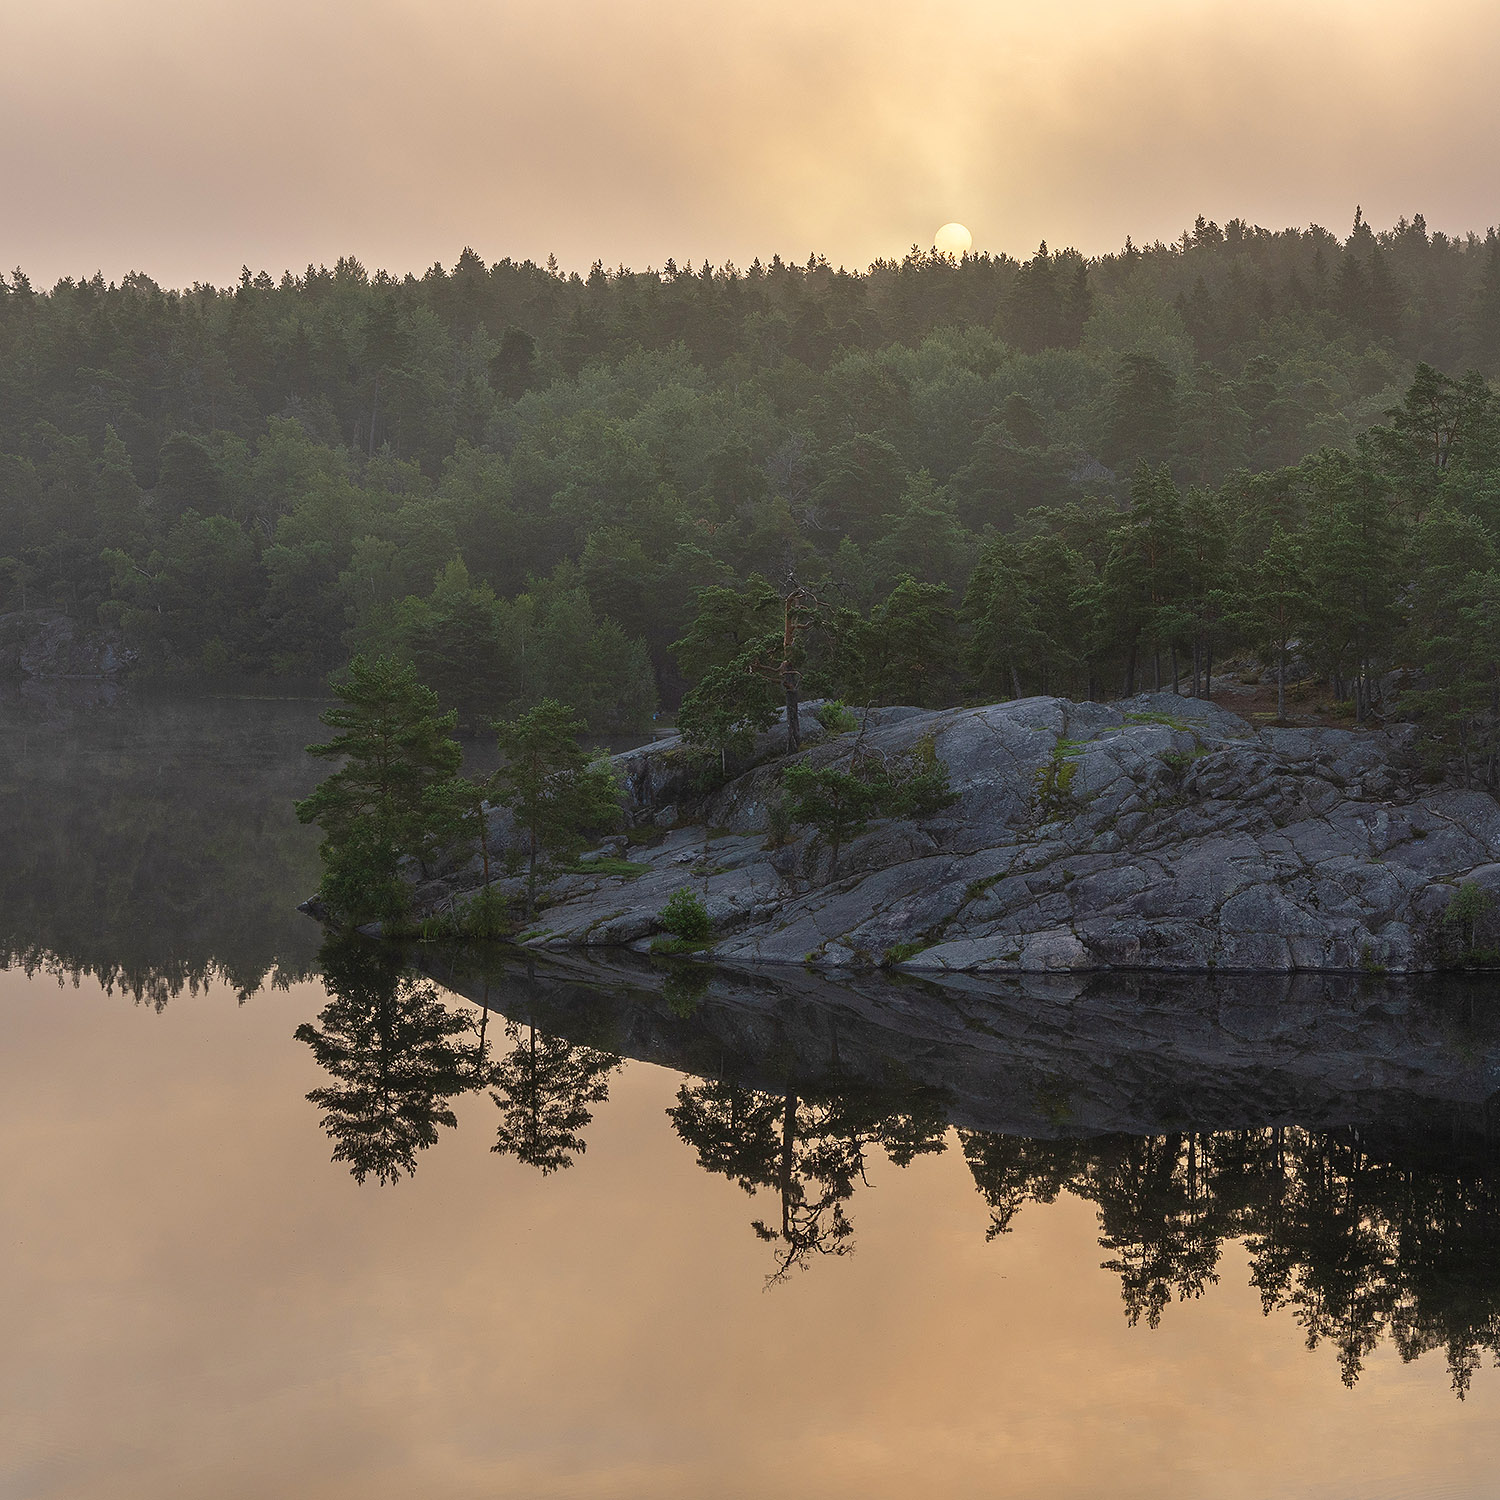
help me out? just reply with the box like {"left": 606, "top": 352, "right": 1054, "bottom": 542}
{"left": 432, "top": 694, "right": 1500, "bottom": 974}
{"left": 0, "top": 610, "right": 129, "bottom": 678}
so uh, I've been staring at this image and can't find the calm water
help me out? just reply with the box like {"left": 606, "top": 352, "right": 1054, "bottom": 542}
{"left": 5, "top": 685, "right": 1500, "bottom": 1499}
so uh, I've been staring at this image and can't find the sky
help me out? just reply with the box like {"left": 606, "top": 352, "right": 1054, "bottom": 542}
{"left": 4, "top": 0, "right": 1500, "bottom": 288}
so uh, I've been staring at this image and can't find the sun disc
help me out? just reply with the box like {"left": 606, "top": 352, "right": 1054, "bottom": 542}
{"left": 934, "top": 222, "right": 973, "bottom": 257}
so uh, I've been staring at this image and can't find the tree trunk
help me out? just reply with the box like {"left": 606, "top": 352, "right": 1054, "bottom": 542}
{"left": 1170, "top": 645, "right": 1179, "bottom": 695}
{"left": 1010, "top": 663, "right": 1023, "bottom": 700}
{"left": 1277, "top": 642, "right": 1287, "bottom": 723}
{"left": 526, "top": 827, "right": 538, "bottom": 918}
{"left": 784, "top": 670, "right": 801, "bottom": 754}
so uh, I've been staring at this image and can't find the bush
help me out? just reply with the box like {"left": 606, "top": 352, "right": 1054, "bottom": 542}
{"left": 660, "top": 887, "right": 713, "bottom": 944}
{"left": 815, "top": 700, "right": 858, "bottom": 734}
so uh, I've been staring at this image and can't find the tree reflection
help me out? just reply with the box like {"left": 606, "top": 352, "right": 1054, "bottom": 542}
{"left": 489, "top": 1022, "right": 621, "bottom": 1174}
{"left": 0, "top": 687, "right": 326, "bottom": 1006}
{"left": 670, "top": 1078, "right": 949, "bottom": 1284}
{"left": 295, "top": 940, "right": 476, "bottom": 1185}
{"left": 965, "top": 1121, "right": 1500, "bottom": 1395}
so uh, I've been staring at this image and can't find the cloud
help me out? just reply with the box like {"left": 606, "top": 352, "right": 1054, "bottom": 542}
{"left": 1, "top": 0, "right": 1498, "bottom": 285}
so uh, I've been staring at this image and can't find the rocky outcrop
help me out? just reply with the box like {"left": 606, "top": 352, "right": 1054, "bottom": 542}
{"left": 431, "top": 693, "right": 1500, "bottom": 974}
{"left": 0, "top": 610, "right": 129, "bottom": 678}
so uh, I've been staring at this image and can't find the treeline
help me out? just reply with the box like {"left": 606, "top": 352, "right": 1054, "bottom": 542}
{"left": 5, "top": 212, "right": 1500, "bottom": 742}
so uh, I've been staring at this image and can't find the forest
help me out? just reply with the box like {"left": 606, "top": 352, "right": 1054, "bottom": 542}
{"left": 6, "top": 210, "right": 1500, "bottom": 768}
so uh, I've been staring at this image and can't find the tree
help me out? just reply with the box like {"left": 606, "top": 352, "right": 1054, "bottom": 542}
{"left": 861, "top": 575, "right": 957, "bottom": 707}
{"left": 672, "top": 574, "right": 822, "bottom": 755}
{"left": 1235, "top": 527, "right": 1311, "bottom": 722}
{"left": 668, "top": 1076, "right": 947, "bottom": 1284}
{"left": 295, "top": 655, "right": 462, "bottom": 926}
{"left": 782, "top": 762, "right": 887, "bottom": 877}
{"left": 1105, "top": 354, "right": 1177, "bottom": 469}
{"left": 1299, "top": 452, "right": 1403, "bottom": 720}
{"left": 783, "top": 737, "right": 953, "bottom": 875}
{"left": 492, "top": 699, "right": 621, "bottom": 916}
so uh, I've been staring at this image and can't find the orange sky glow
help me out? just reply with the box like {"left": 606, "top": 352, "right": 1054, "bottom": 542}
{"left": 3, "top": 0, "right": 1499, "bottom": 287}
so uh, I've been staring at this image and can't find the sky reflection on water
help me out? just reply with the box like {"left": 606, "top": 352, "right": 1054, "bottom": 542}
{"left": 6, "top": 960, "right": 1500, "bottom": 1500}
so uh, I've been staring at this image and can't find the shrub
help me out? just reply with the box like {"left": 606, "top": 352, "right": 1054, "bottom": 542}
{"left": 660, "top": 887, "right": 713, "bottom": 944}
{"left": 814, "top": 700, "right": 858, "bottom": 734}
{"left": 764, "top": 793, "right": 795, "bottom": 848}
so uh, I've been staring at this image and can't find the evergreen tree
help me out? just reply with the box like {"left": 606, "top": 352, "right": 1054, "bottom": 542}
{"left": 493, "top": 698, "right": 621, "bottom": 916}
{"left": 295, "top": 655, "right": 462, "bottom": 926}
{"left": 489, "top": 1021, "right": 620, "bottom": 1174}
{"left": 1235, "top": 527, "right": 1311, "bottom": 722}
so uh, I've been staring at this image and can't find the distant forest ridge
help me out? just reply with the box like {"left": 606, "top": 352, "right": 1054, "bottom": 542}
{"left": 4, "top": 209, "right": 1500, "bottom": 764}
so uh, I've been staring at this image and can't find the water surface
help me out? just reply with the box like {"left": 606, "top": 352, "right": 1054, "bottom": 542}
{"left": 4, "top": 686, "right": 1500, "bottom": 1499}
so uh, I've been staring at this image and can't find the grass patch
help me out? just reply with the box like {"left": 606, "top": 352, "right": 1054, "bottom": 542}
{"left": 965, "top": 871, "right": 1007, "bottom": 902}
{"left": 560, "top": 856, "right": 651, "bottom": 877}
{"left": 1126, "top": 710, "right": 1196, "bottom": 732}
{"left": 1033, "top": 743, "right": 1081, "bottom": 822}
{"left": 881, "top": 940, "right": 931, "bottom": 966}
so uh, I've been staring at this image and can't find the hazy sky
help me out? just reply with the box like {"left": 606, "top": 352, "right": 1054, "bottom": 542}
{"left": 4, "top": 0, "right": 1500, "bottom": 288}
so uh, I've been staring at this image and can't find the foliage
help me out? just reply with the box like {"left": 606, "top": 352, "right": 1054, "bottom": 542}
{"left": 294, "top": 654, "right": 462, "bottom": 926}
{"left": 488, "top": 1021, "right": 621, "bottom": 1174}
{"left": 295, "top": 939, "right": 475, "bottom": 1185}
{"left": 1441, "top": 880, "right": 1497, "bottom": 966}
{"left": 658, "top": 887, "right": 713, "bottom": 945}
{"left": 492, "top": 698, "right": 623, "bottom": 915}
{"left": 18, "top": 219, "right": 1500, "bottom": 778}
{"left": 814, "top": 700, "right": 858, "bottom": 733}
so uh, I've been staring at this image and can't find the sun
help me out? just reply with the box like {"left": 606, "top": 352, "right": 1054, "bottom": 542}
{"left": 934, "top": 222, "right": 973, "bottom": 258}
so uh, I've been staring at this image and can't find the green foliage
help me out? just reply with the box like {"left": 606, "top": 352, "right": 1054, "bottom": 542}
{"left": 814, "top": 700, "right": 858, "bottom": 734}
{"left": 1032, "top": 743, "right": 1081, "bottom": 822}
{"left": 659, "top": 887, "right": 713, "bottom": 945}
{"left": 1442, "top": 880, "right": 1497, "bottom": 966}
{"left": 782, "top": 762, "right": 888, "bottom": 875}
{"left": 884, "top": 732, "right": 958, "bottom": 818}
{"left": 881, "top": 940, "right": 930, "bottom": 966}
{"left": 493, "top": 698, "right": 623, "bottom": 915}
{"left": 16, "top": 221, "right": 1500, "bottom": 772}
{"left": 561, "top": 856, "right": 650, "bottom": 877}
{"left": 781, "top": 736, "right": 953, "bottom": 874}
{"left": 294, "top": 655, "right": 462, "bottom": 926}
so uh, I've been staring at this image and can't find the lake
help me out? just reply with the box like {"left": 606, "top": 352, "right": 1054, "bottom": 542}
{"left": 5, "top": 684, "right": 1500, "bottom": 1500}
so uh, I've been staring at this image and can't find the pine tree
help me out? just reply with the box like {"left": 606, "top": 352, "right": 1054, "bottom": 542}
{"left": 493, "top": 699, "right": 621, "bottom": 916}
{"left": 295, "top": 656, "right": 462, "bottom": 926}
